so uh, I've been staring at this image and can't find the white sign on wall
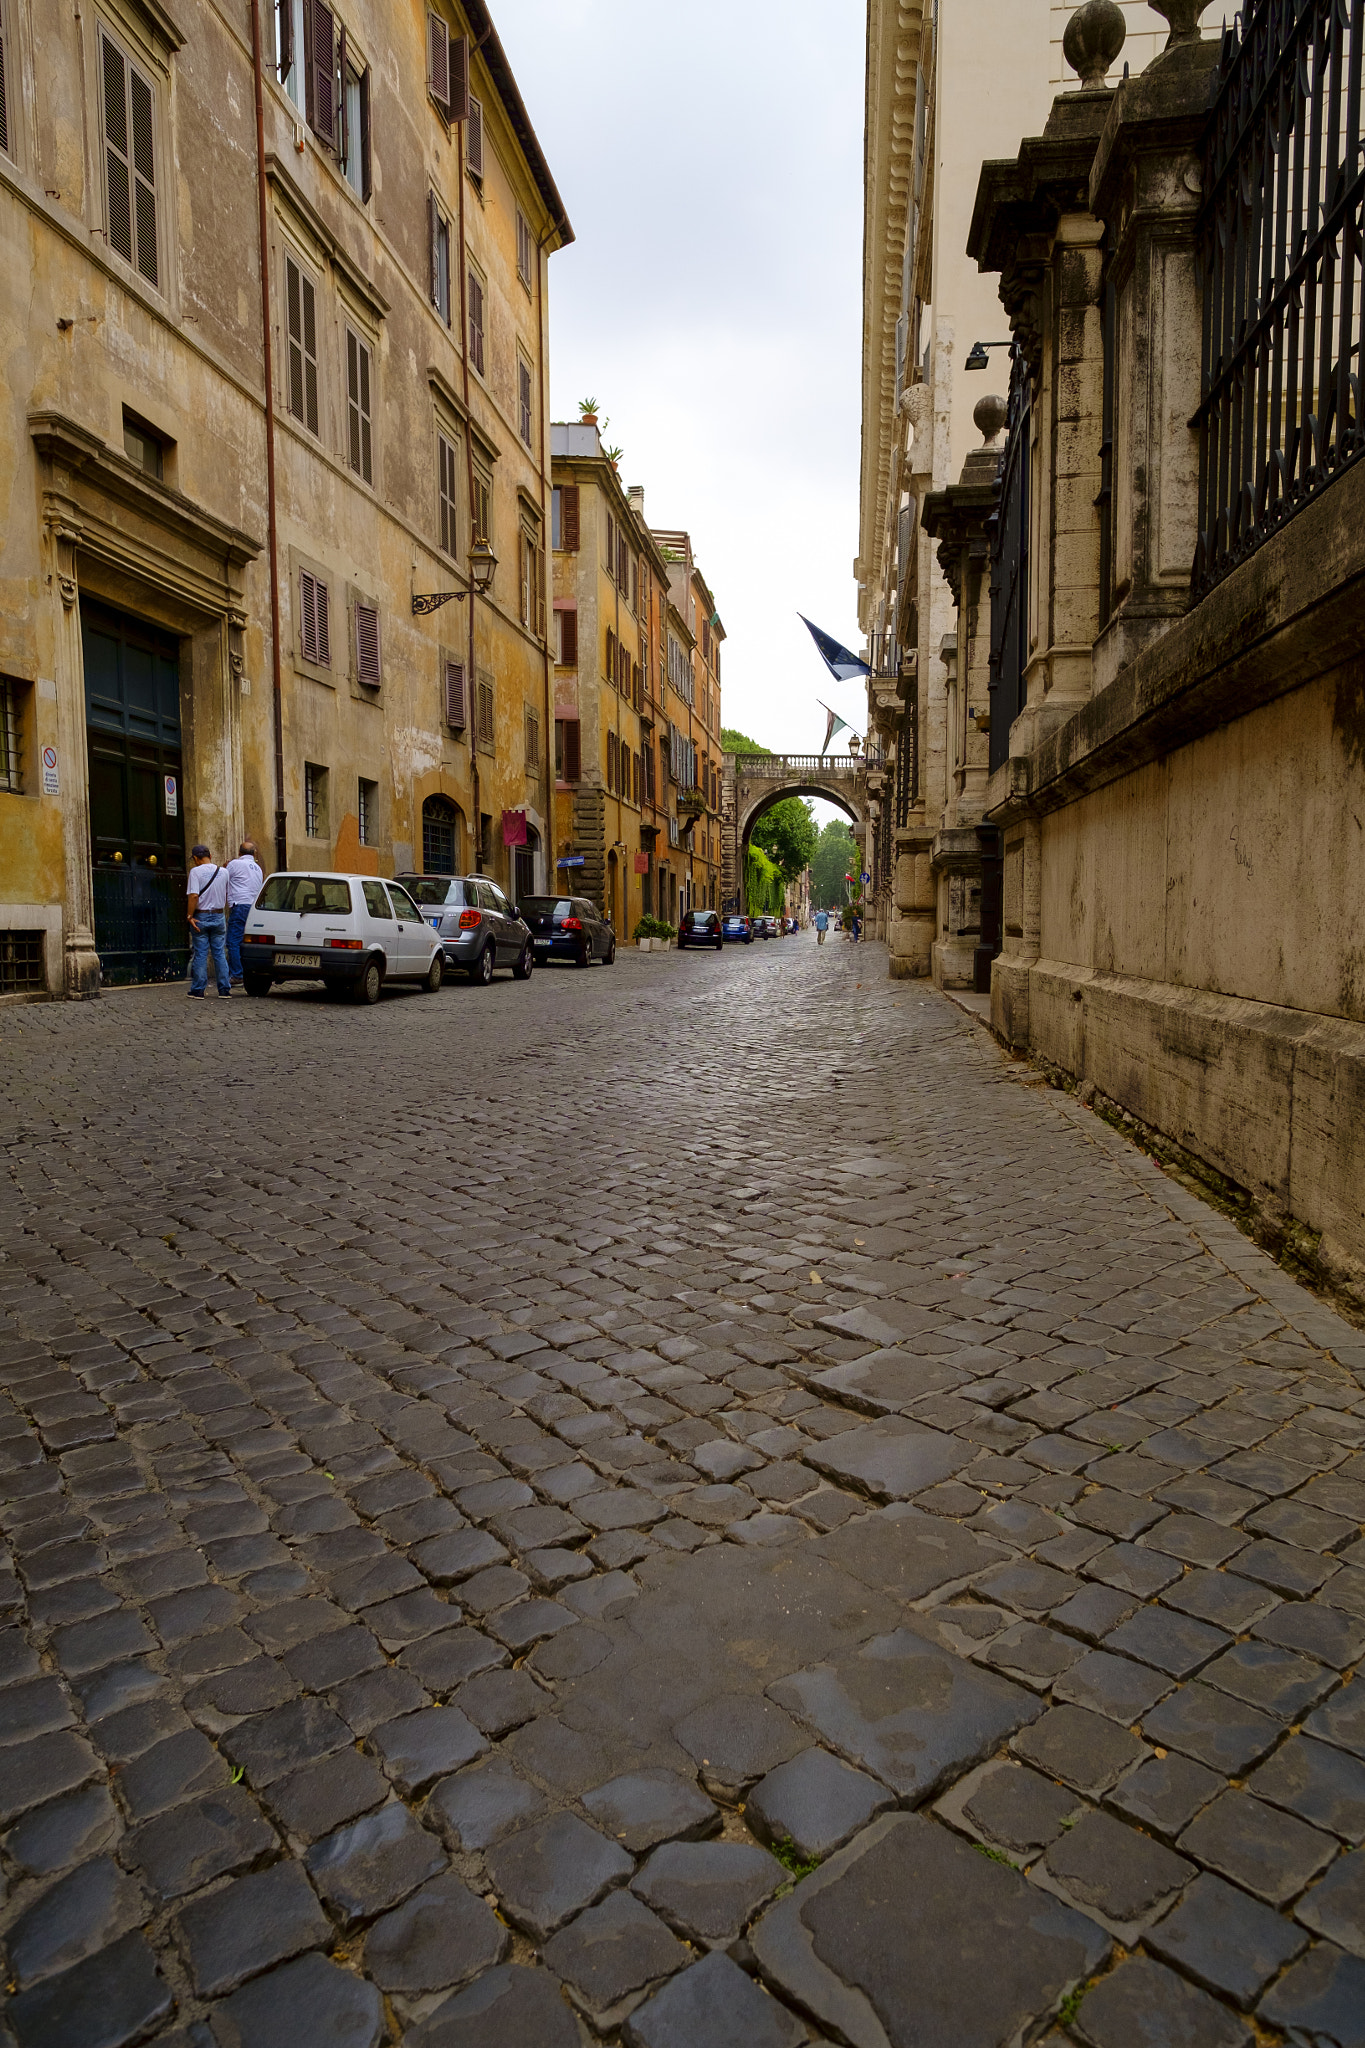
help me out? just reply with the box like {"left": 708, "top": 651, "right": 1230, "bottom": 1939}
{"left": 165, "top": 776, "right": 178, "bottom": 817}
{"left": 41, "top": 745, "right": 59, "bottom": 795}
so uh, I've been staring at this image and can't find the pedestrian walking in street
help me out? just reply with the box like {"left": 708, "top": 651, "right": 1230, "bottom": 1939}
{"left": 224, "top": 840, "right": 264, "bottom": 985}
{"left": 815, "top": 908, "right": 829, "bottom": 944}
{"left": 186, "top": 845, "right": 231, "bottom": 998}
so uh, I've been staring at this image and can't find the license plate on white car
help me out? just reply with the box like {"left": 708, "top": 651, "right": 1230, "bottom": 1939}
{"left": 275, "top": 951, "right": 319, "bottom": 968}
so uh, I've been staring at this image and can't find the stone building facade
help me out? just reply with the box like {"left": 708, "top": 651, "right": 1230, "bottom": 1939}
{"left": 938, "top": 0, "right": 1365, "bottom": 1288}
{"left": 0, "top": 0, "right": 568, "bottom": 995}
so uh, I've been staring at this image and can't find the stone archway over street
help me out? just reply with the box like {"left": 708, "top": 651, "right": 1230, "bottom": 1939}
{"left": 722, "top": 753, "right": 870, "bottom": 909}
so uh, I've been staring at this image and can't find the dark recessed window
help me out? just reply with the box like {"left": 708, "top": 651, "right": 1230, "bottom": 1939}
{"left": 122, "top": 409, "right": 165, "bottom": 478}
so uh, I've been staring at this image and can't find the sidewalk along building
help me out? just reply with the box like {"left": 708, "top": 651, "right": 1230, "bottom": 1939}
{"left": 937, "top": 0, "right": 1365, "bottom": 1291}
{"left": 0, "top": 0, "right": 568, "bottom": 995}
{"left": 549, "top": 422, "right": 674, "bottom": 933}
{"left": 855, "top": 0, "right": 1188, "bottom": 980}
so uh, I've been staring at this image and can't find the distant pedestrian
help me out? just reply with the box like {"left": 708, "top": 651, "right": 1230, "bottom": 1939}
{"left": 851, "top": 910, "right": 862, "bottom": 943}
{"left": 186, "top": 845, "right": 231, "bottom": 998}
{"left": 224, "top": 839, "right": 264, "bottom": 986}
{"left": 815, "top": 908, "right": 829, "bottom": 945}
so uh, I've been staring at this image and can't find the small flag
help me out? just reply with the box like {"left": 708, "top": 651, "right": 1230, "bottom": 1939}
{"left": 799, "top": 616, "right": 871, "bottom": 682}
{"left": 820, "top": 703, "right": 852, "bottom": 755}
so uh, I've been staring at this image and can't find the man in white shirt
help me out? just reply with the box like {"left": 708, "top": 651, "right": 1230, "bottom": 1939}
{"left": 224, "top": 840, "right": 264, "bottom": 986}
{"left": 187, "top": 844, "right": 231, "bottom": 998}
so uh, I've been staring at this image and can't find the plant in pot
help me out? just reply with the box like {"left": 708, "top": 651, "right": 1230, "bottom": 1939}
{"left": 632, "top": 914, "right": 676, "bottom": 950}
{"left": 578, "top": 397, "right": 602, "bottom": 426}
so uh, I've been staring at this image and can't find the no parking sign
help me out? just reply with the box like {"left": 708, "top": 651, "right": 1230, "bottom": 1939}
{"left": 41, "top": 746, "right": 59, "bottom": 795}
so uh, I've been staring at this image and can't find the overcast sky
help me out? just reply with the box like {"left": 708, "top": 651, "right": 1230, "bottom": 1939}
{"left": 498, "top": 0, "right": 867, "bottom": 772}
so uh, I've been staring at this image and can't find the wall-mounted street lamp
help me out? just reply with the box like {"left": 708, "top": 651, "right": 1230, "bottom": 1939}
{"left": 411, "top": 535, "right": 499, "bottom": 614}
{"left": 965, "top": 340, "right": 1012, "bottom": 372}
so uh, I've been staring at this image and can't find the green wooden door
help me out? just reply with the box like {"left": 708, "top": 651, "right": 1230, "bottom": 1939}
{"left": 81, "top": 600, "right": 189, "bottom": 984}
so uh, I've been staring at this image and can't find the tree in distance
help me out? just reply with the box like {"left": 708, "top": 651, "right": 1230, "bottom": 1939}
{"left": 751, "top": 796, "right": 817, "bottom": 884}
{"left": 810, "top": 816, "right": 858, "bottom": 907}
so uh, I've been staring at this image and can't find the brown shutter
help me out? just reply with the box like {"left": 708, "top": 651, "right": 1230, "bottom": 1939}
{"left": 101, "top": 37, "right": 133, "bottom": 265}
{"left": 336, "top": 22, "right": 347, "bottom": 160}
{"left": 428, "top": 192, "right": 439, "bottom": 309}
{"left": 559, "top": 608, "right": 577, "bottom": 668}
{"left": 128, "top": 68, "right": 158, "bottom": 284}
{"left": 427, "top": 10, "right": 449, "bottom": 110}
{"left": 467, "top": 95, "right": 483, "bottom": 176}
{"left": 536, "top": 545, "right": 546, "bottom": 638}
{"left": 564, "top": 719, "right": 581, "bottom": 782}
{"left": 316, "top": 578, "right": 331, "bottom": 667}
{"left": 355, "top": 603, "right": 380, "bottom": 685}
{"left": 358, "top": 69, "right": 371, "bottom": 199}
{"left": 561, "top": 485, "right": 580, "bottom": 552}
{"left": 299, "top": 569, "right": 317, "bottom": 664}
{"left": 448, "top": 32, "right": 470, "bottom": 122}
{"left": 444, "top": 659, "right": 466, "bottom": 728}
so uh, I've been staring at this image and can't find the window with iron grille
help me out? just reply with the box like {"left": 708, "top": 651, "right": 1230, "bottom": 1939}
{"left": 0, "top": 931, "right": 43, "bottom": 994}
{"left": 357, "top": 778, "right": 376, "bottom": 845}
{"left": 299, "top": 569, "right": 331, "bottom": 667}
{"left": 524, "top": 709, "right": 540, "bottom": 771}
{"left": 516, "top": 208, "right": 533, "bottom": 289}
{"left": 438, "top": 432, "right": 459, "bottom": 556}
{"left": 100, "top": 29, "right": 159, "bottom": 288}
{"left": 284, "top": 254, "right": 320, "bottom": 434}
{"left": 304, "top": 761, "right": 327, "bottom": 837}
{"left": 0, "top": 678, "right": 22, "bottom": 793}
{"left": 346, "top": 329, "right": 373, "bottom": 482}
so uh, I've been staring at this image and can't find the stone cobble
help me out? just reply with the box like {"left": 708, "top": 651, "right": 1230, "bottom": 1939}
{"left": 1, "top": 938, "right": 1364, "bottom": 2045}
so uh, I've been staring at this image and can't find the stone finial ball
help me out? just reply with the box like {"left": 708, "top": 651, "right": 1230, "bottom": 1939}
{"left": 1063, "top": 0, "right": 1127, "bottom": 87}
{"left": 973, "top": 393, "right": 1008, "bottom": 447}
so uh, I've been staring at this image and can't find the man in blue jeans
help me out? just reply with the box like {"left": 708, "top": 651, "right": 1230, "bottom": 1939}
{"left": 224, "top": 839, "right": 264, "bottom": 984}
{"left": 187, "top": 844, "right": 232, "bottom": 997}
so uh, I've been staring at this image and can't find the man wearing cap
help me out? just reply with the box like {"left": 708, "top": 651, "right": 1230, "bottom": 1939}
{"left": 224, "top": 839, "right": 264, "bottom": 986}
{"left": 187, "top": 844, "right": 231, "bottom": 998}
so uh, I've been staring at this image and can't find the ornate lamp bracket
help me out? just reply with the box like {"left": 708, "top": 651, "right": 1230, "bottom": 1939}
{"left": 411, "top": 590, "right": 469, "bottom": 616}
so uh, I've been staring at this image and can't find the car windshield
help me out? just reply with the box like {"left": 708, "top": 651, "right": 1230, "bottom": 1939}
{"left": 401, "top": 877, "right": 462, "bottom": 906}
{"left": 521, "top": 898, "right": 574, "bottom": 917}
{"left": 257, "top": 876, "right": 353, "bottom": 915}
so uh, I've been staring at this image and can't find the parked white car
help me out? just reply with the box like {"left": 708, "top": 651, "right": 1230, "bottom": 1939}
{"left": 239, "top": 872, "right": 444, "bottom": 1004}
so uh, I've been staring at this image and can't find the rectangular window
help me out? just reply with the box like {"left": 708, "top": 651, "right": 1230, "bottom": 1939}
{"left": 468, "top": 267, "right": 485, "bottom": 375}
{"left": 556, "top": 718, "right": 580, "bottom": 782}
{"left": 304, "top": 761, "right": 327, "bottom": 836}
{"left": 643, "top": 740, "right": 656, "bottom": 803}
{"left": 606, "top": 512, "right": 615, "bottom": 575}
{"left": 429, "top": 197, "right": 451, "bottom": 325}
{"left": 357, "top": 777, "right": 376, "bottom": 844}
{"left": 557, "top": 607, "right": 577, "bottom": 667}
{"left": 518, "top": 358, "right": 533, "bottom": 447}
{"left": 276, "top": 0, "right": 304, "bottom": 104}
{"left": 354, "top": 601, "right": 380, "bottom": 685}
{"left": 299, "top": 568, "right": 331, "bottom": 667}
{"left": 304, "top": 0, "right": 338, "bottom": 148}
{"left": 122, "top": 409, "right": 164, "bottom": 479}
{"left": 438, "top": 432, "right": 459, "bottom": 556}
{"left": 519, "top": 530, "right": 543, "bottom": 630}
{"left": 0, "top": 932, "right": 43, "bottom": 993}
{"left": 444, "top": 658, "right": 466, "bottom": 728}
{"left": 524, "top": 709, "right": 540, "bottom": 771}
{"left": 553, "top": 484, "right": 579, "bottom": 552}
{"left": 342, "top": 56, "right": 370, "bottom": 199}
{"left": 467, "top": 94, "right": 483, "bottom": 177}
{"left": 471, "top": 466, "right": 491, "bottom": 547}
{"left": 516, "top": 209, "right": 534, "bottom": 288}
{"left": 346, "top": 329, "right": 372, "bottom": 482}
{"left": 285, "top": 255, "right": 320, "bottom": 434}
{"left": 476, "top": 675, "right": 494, "bottom": 751}
{"left": 100, "top": 30, "right": 159, "bottom": 288}
{"left": 0, "top": 677, "right": 22, "bottom": 792}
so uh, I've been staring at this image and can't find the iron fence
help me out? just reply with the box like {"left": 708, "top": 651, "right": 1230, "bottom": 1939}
{"left": 1194, "top": 0, "right": 1365, "bottom": 592}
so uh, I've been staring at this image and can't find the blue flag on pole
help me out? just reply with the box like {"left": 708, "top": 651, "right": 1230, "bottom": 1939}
{"left": 799, "top": 616, "right": 871, "bottom": 682}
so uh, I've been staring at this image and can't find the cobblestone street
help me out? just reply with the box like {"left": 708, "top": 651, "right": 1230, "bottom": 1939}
{"left": 2, "top": 936, "right": 1364, "bottom": 2048}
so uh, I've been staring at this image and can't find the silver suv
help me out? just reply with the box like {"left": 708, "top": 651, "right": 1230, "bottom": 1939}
{"left": 396, "top": 875, "right": 534, "bottom": 986}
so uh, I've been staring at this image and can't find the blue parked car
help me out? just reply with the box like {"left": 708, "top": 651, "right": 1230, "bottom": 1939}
{"left": 723, "top": 914, "right": 754, "bottom": 943}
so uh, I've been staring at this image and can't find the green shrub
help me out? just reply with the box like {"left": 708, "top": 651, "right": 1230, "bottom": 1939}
{"left": 632, "top": 916, "right": 676, "bottom": 940}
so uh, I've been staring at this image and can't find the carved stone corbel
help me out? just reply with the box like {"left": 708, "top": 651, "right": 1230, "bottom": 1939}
{"left": 43, "top": 497, "right": 83, "bottom": 609}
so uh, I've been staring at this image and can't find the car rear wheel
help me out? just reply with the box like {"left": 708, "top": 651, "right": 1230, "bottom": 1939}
{"left": 470, "top": 946, "right": 495, "bottom": 986}
{"left": 513, "top": 944, "right": 534, "bottom": 980}
{"left": 242, "top": 973, "right": 272, "bottom": 998}
{"left": 605, "top": 939, "right": 616, "bottom": 966}
{"left": 574, "top": 943, "right": 590, "bottom": 969}
{"left": 421, "top": 953, "right": 443, "bottom": 993}
{"left": 714, "top": 939, "right": 723, "bottom": 951}
{"left": 351, "top": 957, "right": 383, "bottom": 1005}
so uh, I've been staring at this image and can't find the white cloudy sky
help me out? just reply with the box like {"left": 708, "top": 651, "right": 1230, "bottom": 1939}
{"left": 498, "top": 0, "right": 868, "bottom": 771}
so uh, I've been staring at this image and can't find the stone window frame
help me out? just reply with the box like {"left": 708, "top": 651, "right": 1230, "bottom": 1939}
{"left": 90, "top": 3, "right": 173, "bottom": 306}
{"left": 288, "top": 544, "right": 335, "bottom": 686}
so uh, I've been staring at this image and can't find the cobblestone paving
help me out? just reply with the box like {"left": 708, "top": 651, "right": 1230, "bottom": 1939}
{"left": 2, "top": 937, "right": 1364, "bottom": 2048}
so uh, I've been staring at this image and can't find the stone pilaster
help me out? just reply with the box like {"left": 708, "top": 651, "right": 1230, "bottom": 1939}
{"left": 43, "top": 499, "right": 101, "bottom": 998}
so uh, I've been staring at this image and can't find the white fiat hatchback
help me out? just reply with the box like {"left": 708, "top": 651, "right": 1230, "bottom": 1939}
{"left": 239, "top": 872, "right": 444, "bottom": 1003}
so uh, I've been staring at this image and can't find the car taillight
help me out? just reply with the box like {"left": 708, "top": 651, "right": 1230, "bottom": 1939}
{"left": 242, "top": 934, "right": 270, "bottom": 944}
{"left": 562, "top": 916, "right": 583, "bottom": 931}
{"left": 459, "top": 910, "right": 481, "bottom": 930}
{"left": 326, "top": 938, "right": 364, "bottom": 949}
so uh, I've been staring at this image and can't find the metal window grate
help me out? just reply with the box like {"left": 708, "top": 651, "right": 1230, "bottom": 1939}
{"left": 0, "top": 930, "right": 44, "bottom": 993}
{"left": 0, "top": 678, "right": 20, "bottom": 792}
{"left": 1194, "top": 0, "right": 1365, "bottom": 594}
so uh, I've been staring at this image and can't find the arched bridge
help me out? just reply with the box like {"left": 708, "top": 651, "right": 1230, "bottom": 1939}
{"left": 721, "top": 752, "right": 869, "bottom": 908}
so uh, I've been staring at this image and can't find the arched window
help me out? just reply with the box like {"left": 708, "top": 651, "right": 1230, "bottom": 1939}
{"left": 422, "top": 795, "right": 461, "bottom": 875}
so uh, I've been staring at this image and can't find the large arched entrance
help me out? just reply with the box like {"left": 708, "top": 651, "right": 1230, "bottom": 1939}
{"left": 721, "top": 752, "right": 869, "bottom": 912}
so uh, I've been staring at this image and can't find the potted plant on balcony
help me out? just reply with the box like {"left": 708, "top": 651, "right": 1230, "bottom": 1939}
{"left": 578, "top": 397, "right": 602, "bottom": 426}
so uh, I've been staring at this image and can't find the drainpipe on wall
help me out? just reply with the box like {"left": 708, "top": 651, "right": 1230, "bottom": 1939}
{"left": 534, "top": 222, "right": 553, "bottom": 903}
{"left": 455, "top": 72, "right": 484, "bottom": 875}
{"left": 248, "top": 0, "right": 288, "bottom": 876}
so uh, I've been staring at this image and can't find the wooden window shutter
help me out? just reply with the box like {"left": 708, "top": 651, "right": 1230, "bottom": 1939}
{"left": 606, "top": 733, "right": 615, "bottom": 793}
{"left": 128, "top": 67, "right": 158, "bottom": 284}
{"left": 299, "top": 569, "right": 317, "bottom": 664}
{"left": 355, "top": 602, "right": 381, "bottom": 685}
{"left": 0, "top": 0, "right": 9, "bottom": 156}
{"left": 358, "top": 69, "right": 371, "bottom": 199}
{"left": 448, "top": 32, "right": 470, "bottom": 122}
{"left": 559, "top": 608, "right": 577, "bottom": 667}
{"left": 535, "top": 544, "right": 545, "bottom": 638}
{"left": 426, "top": 10, "right": 449, "bottom": 112}
{"left": 561, "top": 484, "right": 579, "bottom": 552}
{"left": 427, "top": 192, "right": 439, "bottom": 310}
{"left": 315, "top": 577, "right": 331, "bottom": 666}
{"left": 276, "top": 0, "right": 292, "bottom": 78}
{"left": 444, "top": 659, "right": 466, "bottom": 728}
{"left": 101, "top": 37, "right": 134, "bottom": 266}
{"left": 468, "top": 271, "right": 484, "bottom": 373}
{"left": 305, "top": 0, "right": 335, "bottom": 142}
{"left": 467, "top": 95, "right": 483, "bottom": 176}
{"left": 606, "top": 628, "right": 615, "bottom": 683}
{"left": 285, "top": 260, "right": 319, "bottom": 434}
{"left": 564, "top": 719, "right": 581, "bottom": 782}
